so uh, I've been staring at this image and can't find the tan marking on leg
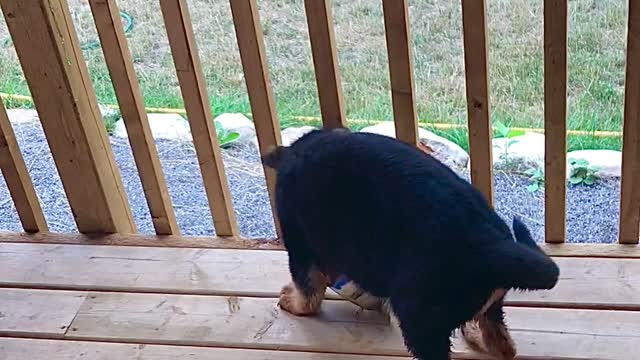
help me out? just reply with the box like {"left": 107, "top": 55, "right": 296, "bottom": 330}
{"left": 479, "top": 315, "right": 516, "bottom": 360}
{"left": 278, "top": 268, "right": 328, "bottom": 316}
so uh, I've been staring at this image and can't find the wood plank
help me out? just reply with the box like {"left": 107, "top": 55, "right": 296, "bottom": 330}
{"left": 619, "top": 0, "right": 640, "bottom": 245}
{"left": 89, "top": 0, "right": 179, "bottom": 236}
{"left": 2, "top": 232, "right": 639, "bottom": 258}
{"left": 0, "top": 99, "right": 48, "bottom": 233}
{"left": 0, "top": 0, "right": 135, "bottom": 233}
{"left": 460, "top": 0, "right": 493, "bottom": 205}
{"left": 0, "top": 289, "right": 86, "bottom": 338}
{"left": 230, "top": 0, "right": 283, "bottom": 236}
{"left": 159, "top": 0, "right": 238, "bottom": 237}
{"left": 63, "top": 291, "right": 640, "bottom": 360}
{"left": 0, "top": 338, "right": 408, "bottom": 360}
{"left": 0, "top": 232, "right": 282, "bottom": 250}
{"left": 304, "top": 0, "right": 346, "bottom": 129}
{"left": 1, "top": 243, "right": 639, "bottom": 309}
{"left": 544, "top": 0, "right": 568, "bottom": 244}
{"left": 382, "top": 0, "right": 418, "bottom": 146}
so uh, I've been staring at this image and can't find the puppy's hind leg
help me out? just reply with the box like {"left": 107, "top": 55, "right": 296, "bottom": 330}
{"left": 278, "top": 222, "right": 328, "bottom": 316}
{"left": 471, "top": 296, "right": 516, "bottom": 360}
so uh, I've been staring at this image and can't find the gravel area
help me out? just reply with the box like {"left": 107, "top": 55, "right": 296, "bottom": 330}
{"left": 0, "top": 121, "right": 621, "bottom": 243}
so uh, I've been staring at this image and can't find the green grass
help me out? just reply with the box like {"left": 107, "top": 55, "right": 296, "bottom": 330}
{"left": 0, "top": 0, "right": 628, "bottom": 151}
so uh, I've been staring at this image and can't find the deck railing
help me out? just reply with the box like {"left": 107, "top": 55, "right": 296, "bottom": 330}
{"left": 0, "top": 0, "right": 639, "bottom": 251}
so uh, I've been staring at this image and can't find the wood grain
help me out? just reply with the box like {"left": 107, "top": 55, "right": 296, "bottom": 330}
{"left": 89, "top": 0, "right": 179, "bottom": 235}
{"left": 0, "top": 338, "right": 408, "bottom": 360}
{"left": 0, "top": 289, "right": 86, "bottom": 338}
{"left": 0, "top": 0, "right": 135, "bottom": 233}
{"left": 230, "top": 0, "right": 283, "bottom": 235}
{"left": 1, "top": 242, "right": 638, "bottom": 309}
{"left": 159, "top": 0, "right": 238, "bottom": 236}
{"left": 304, "top": 0, "right": 346, "bottom": 129}
{"left": 382, "top": 0, "right": 418, "bottom": 146}
{"left": 0, "top": 100, "right": 47, "bottom": 233}
{"left": 64, "top": 291, "right": 640, "bottom": 359}
{"left": 2, "top": 232, "right": 638, "bottom": 257}
{"left": 619, "top": 0, "right": 640, "bottom": 245}
{"left": 460, "top": 0, "right": 493, "bottom": 205}
{"left": 544, "top": 0, "right": 568, "bottom": 243}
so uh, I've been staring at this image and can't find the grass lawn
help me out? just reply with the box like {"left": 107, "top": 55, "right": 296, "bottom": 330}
{"left": 0, "top": 0, "right": 628, "bottom": 151}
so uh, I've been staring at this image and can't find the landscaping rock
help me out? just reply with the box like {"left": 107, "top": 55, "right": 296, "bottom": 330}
{"left": 214, "top": 113, "right": 255, "bottom": 144}
{"left": 359, "top": 122, "right": 469, "bottom": 169}
{"left": 113, "top": 113, "right": 192, "bottom": 142}
{"left": 250, "top": 125, "right": 316, "bottom": 150}
{"left": 281, "top": 126, "right": 316, "bottom": 146}
{"left": 98, "top": 103, "right": 119, "bottom": 119}
{"left": 492, "top": 132, "right": 545, "bottom": 170}
{"left": 6, "top": 109, "right": 39, "bottom": 125}
{"left": 566, "top": 149, "right": 622, "bottom": 178}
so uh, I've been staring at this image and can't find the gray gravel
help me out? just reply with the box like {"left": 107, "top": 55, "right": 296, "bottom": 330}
{"left": 0, "top": 122, "right": 621, "bottom": 243}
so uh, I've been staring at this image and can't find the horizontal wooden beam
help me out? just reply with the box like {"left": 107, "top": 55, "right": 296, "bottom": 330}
{"left": 0, "top": 232, "right": 638, "bottom": 258}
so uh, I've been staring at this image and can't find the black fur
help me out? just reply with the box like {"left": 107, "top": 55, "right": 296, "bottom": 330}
{"left": 263, "top": 129, "right": 560, "bottom": 359}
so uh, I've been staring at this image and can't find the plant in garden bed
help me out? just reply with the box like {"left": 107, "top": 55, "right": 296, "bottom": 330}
{"left": 214, "top": 120, "right": 240, "bottom": 148}
{"left": 568, "top": 158, "right": 599, "bottom": 186}
{"left": 494, "top": 121, "right": 525, "bottom": 170}
{"left": 525, "top": 167, "right": 544, "bottom": 193}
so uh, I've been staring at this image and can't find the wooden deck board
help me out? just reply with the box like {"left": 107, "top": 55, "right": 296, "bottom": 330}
{"left": 0, "top": 289, "right": 86, "bottom": 338}
{"left": 0, "top": 338, "right": 408, "bottom": 360}
{"left": 1, "top": 289, "right": 638, "bottom": 360}
{"left": 1, "top": 242, "right": 638, "bottom": 309}
{"left": 2, "top": 232, "right": 639, "bottom": 257}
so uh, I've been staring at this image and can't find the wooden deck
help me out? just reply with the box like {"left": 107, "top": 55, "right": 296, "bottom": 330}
{"left": 0, "top": 235, "right": 638, "bottom": 360}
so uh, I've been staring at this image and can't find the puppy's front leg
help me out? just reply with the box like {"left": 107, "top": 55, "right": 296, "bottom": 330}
{"left": 279, "top": 265, "right": 328, "bottom": 316}
{"left": 391, "top": 297, "right": 455, "bottom": 360}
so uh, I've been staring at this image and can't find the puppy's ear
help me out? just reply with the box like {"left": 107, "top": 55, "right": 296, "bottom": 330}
{"left": 512, "top": 216, "right": 536, "bottom": 249}
{"left": 261, "top": 146, "right": 289, "bottom": 170}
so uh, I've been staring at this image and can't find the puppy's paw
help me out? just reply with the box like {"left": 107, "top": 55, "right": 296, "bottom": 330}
{"left": 461, "top": 320, "right": 488, "bottom": 354}
{"left": 278, "top": 283, "right": 320, "bottom": 316}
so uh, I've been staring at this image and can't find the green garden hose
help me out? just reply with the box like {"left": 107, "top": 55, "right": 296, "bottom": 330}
{"left": 1, "top": 11, "right": 134, "bottom": 50}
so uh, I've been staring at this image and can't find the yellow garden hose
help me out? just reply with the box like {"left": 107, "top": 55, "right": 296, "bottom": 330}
{"left": 0, "top": 92, "right": 622, "bottom": 138}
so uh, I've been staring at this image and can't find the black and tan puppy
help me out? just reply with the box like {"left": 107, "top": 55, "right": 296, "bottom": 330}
{"left": 262, "top": 128, "right": 559, "bottom": 360}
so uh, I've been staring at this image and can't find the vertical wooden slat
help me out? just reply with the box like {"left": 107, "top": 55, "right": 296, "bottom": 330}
{"left": 159, "top": 0, "right": 238, "bottom": 237}
{"left": 619, "top": 0, "right": 640, "bottom": 245}
{"left": 0, "top": 101, "right": 48, "bottom": 233}
{"left": 1, "top": 0, "right": 135, "bottom": 234}
{"left": 230, "top": 0, "right": 283, "bottom": 236}
{"left": 544, "top": 0, "right": 568, "bottom": 244}
{"left": 303, "top": 0, "right": 346, "bottom": 129}
{"left": 461, "top": 0, "right": 493, "bottom": 204}
{"left": 89, "top": 0, "right": 179, "bottom": 236}
{"left": 382, "top": 0, "right": 418, "bottom": 146}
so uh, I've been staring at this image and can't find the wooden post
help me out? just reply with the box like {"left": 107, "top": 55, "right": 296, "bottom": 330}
{"left": 544, "top": 0, "right": 568, "bottom": 243}
{"left": 159, "top": 0, "right": 238, "bottom": 237}
{"left": 619, "top": 0, "right": 640, "bottom": 245}
{"left": 230, "top": 0, "right": 283, "bottom": 236}
{"left": 0, "top": 100, "right": 48, "bottom": 233}
{"left": 461, "top": 0, "right": 493, "bottom": 205}
{"left": 382, "top": 0, "right": 419, "bottom": 146}
{"left": 304, "top": 0, "right": 346, "bottom": 129}
{"left": 89, "top": 0, "right": 180, "bottom": 235}
{"left": 1, "top": 0, "right": 135, "bottom": 234}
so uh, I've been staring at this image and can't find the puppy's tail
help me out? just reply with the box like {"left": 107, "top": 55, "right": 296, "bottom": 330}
{"left": 496, "top": 217, "right": 560, "bottom": 291}
{"left": 261, "top": 146, "right": 290, "bottom": 170}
